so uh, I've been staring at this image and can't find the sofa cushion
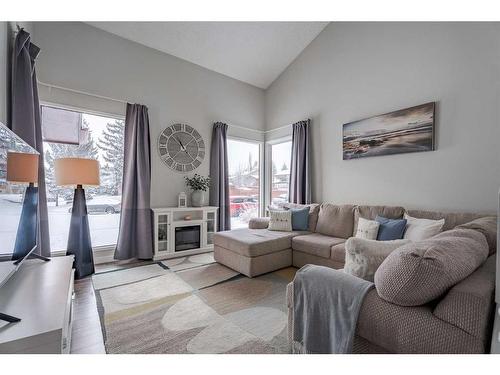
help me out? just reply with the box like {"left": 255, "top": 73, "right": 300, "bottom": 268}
{"left": 331, "top": 242, "right": 347, "bottom": 263}
{"left": 292, "top": 233, "right": 345, "bottom": 259}
{"left": 456, "top": 216, "right": 497, "bottom": 255}
{"left": 353, "top": 205, "right": 405, "bottom": 235}
{"left": 284, "top": 203, "right": 320, "bottom": 232}
{"left": 432, "top": 255, "right": 496, "bottom": 337}
{"left": 344, "top": 238, "right": 411, "bottom": 281}
{"left": 406, "top": 209, "right": 490, "bottom": 231}
{"left": 213, "top": 228, "right": 305, "bottom": 257}
{"left": 315, "top": 204, "right": 355, "bottom": 238}
{"left": 374, "top": 228, "right": 489, "bottom": 306}
{"left": 356, "top": 288, "right": 487, "bottom": 353}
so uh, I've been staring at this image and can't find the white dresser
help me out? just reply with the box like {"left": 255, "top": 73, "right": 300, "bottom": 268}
{"left": 0, "top": 256, "right": 74, "bottom": 354}
{"left": 152, "top": 206, "right": 218, "bottom": 260}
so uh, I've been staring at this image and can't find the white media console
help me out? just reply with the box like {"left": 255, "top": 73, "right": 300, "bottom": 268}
{"left": 152, "top": 206, "right": 218, "bottom": 260}
{"left": 0, "top": 256, "right": 74, "bottom": 353}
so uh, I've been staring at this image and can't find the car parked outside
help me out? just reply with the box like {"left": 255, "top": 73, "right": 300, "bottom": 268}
{"left": 68, "top": 195, "right": 121, "bottom": 214}
{"left": 230, "top": 196, "right": 258, "bottom": 217}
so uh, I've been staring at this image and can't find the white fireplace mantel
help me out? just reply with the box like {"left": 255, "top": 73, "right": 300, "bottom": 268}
{"left": 152, "top": 206, "right": 218, "bottom": 260}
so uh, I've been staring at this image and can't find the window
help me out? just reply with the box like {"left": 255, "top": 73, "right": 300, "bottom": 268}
{"left": 270, "top": 140, "right": 292, "bottom": 206}
{"left": 227, "top": 138, "right": 262, "bottom": 229}
{"left": 41, "top": 106, "right": 125, "bottom": 251}
{"left": 0, "top": 124, "right": 38, "bottom": 256}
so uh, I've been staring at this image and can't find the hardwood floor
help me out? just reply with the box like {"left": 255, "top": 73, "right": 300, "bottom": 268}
{"left": 70, "top": 260, "right": 149, "bottom": 354}
{"left": 70, "top": 276, "right": 106, "bottom": 354}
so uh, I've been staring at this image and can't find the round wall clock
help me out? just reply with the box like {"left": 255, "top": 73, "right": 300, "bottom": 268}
{"left": 158, "top": 123, "right": 205, "bottom": 173}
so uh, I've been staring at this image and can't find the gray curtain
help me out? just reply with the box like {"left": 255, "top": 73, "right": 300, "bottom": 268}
{"left": 209, "top": 122, "right": 231, "bottom": 231}
{"left": 10, "top": 29, "right": 51, "bottom": 257}
{"left": 114, "top": 103, "right": 154, "bottom": 260}
{"left": 289, "top": 119, "right": 312, "bottom": 204}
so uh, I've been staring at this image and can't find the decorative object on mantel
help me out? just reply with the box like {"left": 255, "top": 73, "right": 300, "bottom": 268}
{"left": 178, "top": 192, "right": 187, "bottom": 208}
{"left": 158, "top": 123, "right": 205, "bottom": 172}
{"left": 185, "top": 174, "right": 211, "bottom": 207}
{"left": 343, "top": 102, "right": 435, "bottom": 160}
{"left": 184, "top": 215, "right": 192, "bottom": 221}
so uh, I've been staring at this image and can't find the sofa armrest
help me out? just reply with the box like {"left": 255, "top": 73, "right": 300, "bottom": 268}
{"left": 433, "top": 255, "right": 496, "bottom": 338}
{"left": 248, "top": 217, "right": 270, "bottom": 229}
{"left": 357, "top": 288, "right": 487, "bottom": 353}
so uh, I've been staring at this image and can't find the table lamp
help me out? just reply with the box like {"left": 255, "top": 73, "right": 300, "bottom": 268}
{"left": 7, "top": 152, "right": 42, "bottom": 260}
{"left": 55, "top": 158, "right": 99, "bottom": 279}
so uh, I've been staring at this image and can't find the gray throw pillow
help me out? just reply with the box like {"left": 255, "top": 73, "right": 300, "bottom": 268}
{"left": 344, "top": 238, "right": 410, "bottom": 281}
{"left": 374, "top": 228, "right": 489, "bottom": 306}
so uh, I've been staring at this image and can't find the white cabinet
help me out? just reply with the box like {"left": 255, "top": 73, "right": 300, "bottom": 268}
{"left": 152, "top": 207, "right": 218, "bottom": 260}
{"left": 0, "top": 256, "right": 74, "bottom": 354}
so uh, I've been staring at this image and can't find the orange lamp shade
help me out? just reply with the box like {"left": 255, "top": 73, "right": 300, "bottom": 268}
{"left": 54, "top": 158, "right": 100, "bottom": 187}
{"left": 7, "top": 152, "right": 39, "bottom": 184}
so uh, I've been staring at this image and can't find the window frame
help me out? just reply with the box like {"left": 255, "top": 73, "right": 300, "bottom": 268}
{"left": 226, "top": 135, "right": 265, "bottom": 220}
{"left": 265, "top": 136, "right": 292, "bottom": 212}
{"left": 40, "top": 101, "right": 126, "bottom": 255}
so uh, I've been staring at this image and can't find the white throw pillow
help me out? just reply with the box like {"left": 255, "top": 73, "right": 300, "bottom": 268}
{"left": 344, "top": 237, "right": 411, "bottom": 281}
{"left": 355, "top": 217, "right": 380, "bottom": 240}
{"left": 403, "top": 213, "right": 445, "bottom": 241}
{"left": 268, "top": 210, "right": 292, "bottom": 232}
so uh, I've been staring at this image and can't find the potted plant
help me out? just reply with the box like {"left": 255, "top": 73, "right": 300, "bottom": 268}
{"left": 184, "top": 174, "right": 211, "bottom": 207}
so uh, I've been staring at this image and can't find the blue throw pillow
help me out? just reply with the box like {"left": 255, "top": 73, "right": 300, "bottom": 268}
{"left": 375, "top": 215, "right": 407, "bottom": 241}
{"left": 290, "top": 207, "right": 310, "bottom": 231}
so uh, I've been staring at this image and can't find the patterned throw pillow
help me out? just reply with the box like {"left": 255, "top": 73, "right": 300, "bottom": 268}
{"left": 268, "top": 210, "right": 293, "bottom": 232}
{"left": 344, "top": 237, "right": 411, "bottom": 281}
{"left": 355, "top": 217, "right": 380, "bottom": 240}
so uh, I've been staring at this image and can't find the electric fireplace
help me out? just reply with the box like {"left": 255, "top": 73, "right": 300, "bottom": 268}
{"left": 175, "top": 225, "right": 201, "bottom": 252}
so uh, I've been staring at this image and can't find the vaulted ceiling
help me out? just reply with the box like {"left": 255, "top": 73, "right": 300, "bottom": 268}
{"left": 86, "top": 22, "right": 328, "bottom": 89}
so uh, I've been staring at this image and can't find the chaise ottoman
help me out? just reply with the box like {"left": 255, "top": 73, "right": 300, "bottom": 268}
{"left": 213, "top": 228, "right": 307, "bottom": 277}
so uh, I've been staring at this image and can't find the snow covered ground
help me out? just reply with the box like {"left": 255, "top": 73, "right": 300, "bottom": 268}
{"left": 47, "top": 204, "right": 120, "bottom": 251}
{"left": 0, "top": 194, "right": 120, "bottom": 255}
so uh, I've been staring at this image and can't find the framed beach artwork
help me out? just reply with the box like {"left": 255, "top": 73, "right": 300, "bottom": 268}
{"left": 342, "top": 102, "right": 435, "bottom": 160}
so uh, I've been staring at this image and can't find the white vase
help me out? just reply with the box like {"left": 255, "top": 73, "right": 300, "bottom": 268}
{"left": 191, "top": 190, "right": 207, "bottom": 207}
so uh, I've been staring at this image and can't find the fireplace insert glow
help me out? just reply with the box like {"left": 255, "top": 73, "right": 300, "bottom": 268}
{"left": 175, "top": 225, "right": 201, "bottom": 251}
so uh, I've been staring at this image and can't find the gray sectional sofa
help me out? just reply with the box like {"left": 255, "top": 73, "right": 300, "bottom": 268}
{"left": 213, "top": 203, "right": 497, "bottom": 353}
{"left": 214, "top": 203, "right": 492, "bottom": 276}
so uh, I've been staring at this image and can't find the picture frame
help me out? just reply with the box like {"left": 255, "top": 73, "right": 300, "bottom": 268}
{"left": 343, "top": 102, "right": 435, "bottom": 160}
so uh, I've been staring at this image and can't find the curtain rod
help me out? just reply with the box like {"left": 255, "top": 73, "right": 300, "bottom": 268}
{"left": 38, "top": 81, "right": 293, "bottom": 134}
{"left": 38, "top": 81, "right": 128, "bottom": 104}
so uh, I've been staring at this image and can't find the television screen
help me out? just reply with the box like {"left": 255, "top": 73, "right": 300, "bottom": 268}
{"left": 0, "top": 122, "right": 39, "bottom": 256}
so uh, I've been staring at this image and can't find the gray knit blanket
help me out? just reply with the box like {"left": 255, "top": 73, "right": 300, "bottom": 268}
{"left": 291, "top": 265, "right": 374, "bottom": 354}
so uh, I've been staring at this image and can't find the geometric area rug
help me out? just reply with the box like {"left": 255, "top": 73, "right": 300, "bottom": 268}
{"left": 92, "top": 256, "right": 297, "bottom": 354}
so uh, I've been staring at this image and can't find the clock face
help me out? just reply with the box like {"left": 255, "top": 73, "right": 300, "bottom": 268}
{"left": 158, "top": 123, "right": 205, "bottom": 172}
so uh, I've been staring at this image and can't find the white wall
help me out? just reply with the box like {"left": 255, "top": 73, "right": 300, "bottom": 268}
{"left": 266, "top": 22, "right": 500, "bottom": 212}
{"left": 33, "top": 22, "right": 265, "bottom": 208}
